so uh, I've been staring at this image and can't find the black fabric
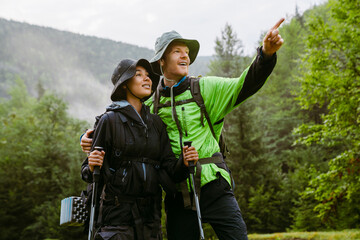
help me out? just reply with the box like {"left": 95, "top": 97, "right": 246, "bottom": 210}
{"left": 166, "top": 176, "right": 248, "bottom": 240}
{"left": 81, "top": 103, "right": 188, "bottom": 231}
{"left": 159, "top": 77, "right": 191, "bottom": 97}
{"left": 96, "top": 224, "right": 162, "bottom": 240}
{"left": 235, "top": 47, "right": 277, "bottom": 106}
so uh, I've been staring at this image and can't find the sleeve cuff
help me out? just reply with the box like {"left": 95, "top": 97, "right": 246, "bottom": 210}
{"left": 80, "top": 130, "right": 87, "bottom": 144}
{"left": 81, "top": 164, "right": 93, "bottom": 183}
{"left": 258, "top": 46, "right": 276, "bottom": 62}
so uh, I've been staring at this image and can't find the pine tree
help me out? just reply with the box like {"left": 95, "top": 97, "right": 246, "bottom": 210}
{"left": 294, "top": 0, "right": 360, "bottom": 229}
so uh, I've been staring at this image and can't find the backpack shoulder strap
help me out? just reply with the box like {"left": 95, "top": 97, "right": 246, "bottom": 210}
{"left": 93, "top": 112, "right": 105, "bottom": 129}
{"left": 189, "top": 77, "right": 229, "bottom": 156}
{"left": 189, "top": 77, "right": 217, "bottom": 140}
{"left": 153, "top": 81, "right": 162, "bottom": 115}
{"left": 100, "top": 110, "right": 128, "bottom": 178}
{"left": 150, "top": 114, "right": 164, "bottom": 135}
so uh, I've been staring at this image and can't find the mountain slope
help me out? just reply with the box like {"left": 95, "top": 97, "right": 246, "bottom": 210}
{"left": 0, "top": 18, "right": 211, "bottom": 122}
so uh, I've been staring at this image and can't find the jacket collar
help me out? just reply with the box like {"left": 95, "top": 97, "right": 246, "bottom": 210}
{"left": 160, "top": 76, "right": 190, "bottom": 97}
{"left": 106, "top": 100, "right": 150, "bottom": 125}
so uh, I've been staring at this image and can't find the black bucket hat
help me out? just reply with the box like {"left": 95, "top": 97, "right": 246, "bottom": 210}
{"left": 150, "top": 30, "right": 200, "bottom": 75}
{"left": 110, "top": 58, "right": 160, "bottom": 101}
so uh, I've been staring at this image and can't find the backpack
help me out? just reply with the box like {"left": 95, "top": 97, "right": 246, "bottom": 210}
{"left": 152, "top": 76, "right": 234, "bottom": 210}
{"left": 153, "top": 76, "right": 228, "bottom": 156}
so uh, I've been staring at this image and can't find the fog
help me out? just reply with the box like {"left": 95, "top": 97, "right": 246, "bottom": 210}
{"left": 2, "top": 22, "right": 114, "bottom": 124}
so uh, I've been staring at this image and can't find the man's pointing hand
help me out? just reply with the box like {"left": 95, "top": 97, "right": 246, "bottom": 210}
{"left": 262, "top": 18, "right": 285, "bottom": 57}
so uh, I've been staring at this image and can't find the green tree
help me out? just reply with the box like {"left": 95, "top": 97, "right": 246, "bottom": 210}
{"left": 294, "top": 0, "right": 360, "bottom": 229}
{"left": 206, "top": 22, "right": 290, "bottom": 233}
{"left": 0, "top": 78, "right": 89, "bottom": 239}
{"left": 208, "top": 23, "right": 250, "bottom": 77}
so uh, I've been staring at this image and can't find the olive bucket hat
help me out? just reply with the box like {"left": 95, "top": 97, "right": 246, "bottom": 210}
{"left": 150, "top": 30, "right": 200, "bottom": 75}
{"left": 110, "top": 58, "right": 160, "bottom": 101}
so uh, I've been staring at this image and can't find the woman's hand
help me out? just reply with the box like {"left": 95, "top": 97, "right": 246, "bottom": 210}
{"left": 88, "top": 149, "right": 105, "bottom": 172}
{"left": 80, "top": 129, "right": 94, "bottom": 153}
{"left": 183, "top": 146, "right": 199, "bottom": 167}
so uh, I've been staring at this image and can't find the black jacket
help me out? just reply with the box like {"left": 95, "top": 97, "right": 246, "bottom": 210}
{"left": 81, "top": 101, "right": 188, "bottom": 226}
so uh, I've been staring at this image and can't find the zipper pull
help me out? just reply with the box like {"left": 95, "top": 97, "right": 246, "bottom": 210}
{"left": 142, "top": 162, "right": 146, "bottom": 182}
{"left": 122, "top": 169, "right": 127, "bottom": 182}
{"left": 182, "top": 107, "right": 188, "bottom": 137}
{"left": 144, "top": 124, "right": 148, "bottom": 138}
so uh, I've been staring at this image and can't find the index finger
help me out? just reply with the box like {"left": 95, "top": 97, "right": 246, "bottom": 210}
{"left": 271, "top": 18, "right": 285, "bottom": 30}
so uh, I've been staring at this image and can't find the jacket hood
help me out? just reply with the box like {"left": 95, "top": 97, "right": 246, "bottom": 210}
{"left": 106, "top": 100, "right": 131, "bottom": 111}
{"left": 106, "top": 100, "right": 151, "bottom": 125}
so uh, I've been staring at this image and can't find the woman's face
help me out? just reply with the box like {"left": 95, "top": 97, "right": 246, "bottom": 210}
{"left": 125, "top": 66, "right": 152, "bottom": 100}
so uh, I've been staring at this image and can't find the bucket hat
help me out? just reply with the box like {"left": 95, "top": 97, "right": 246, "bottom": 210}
{"left": 110, "top": 58, "right": 160, "bottom": 101}
{"left": 150, "top": 30, "right": 200, "bottom": 75}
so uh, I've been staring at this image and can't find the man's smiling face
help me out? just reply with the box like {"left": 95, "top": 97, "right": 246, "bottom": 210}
{"left": 161, "top": 41, "right": 190, "bottom": 81}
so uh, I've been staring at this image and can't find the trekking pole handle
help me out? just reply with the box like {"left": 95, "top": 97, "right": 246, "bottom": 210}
{"left": 184, "top": 141, "right": 204, "bottom": 239}
{"left": 93, "top": 146, "right": 103, "bottom": 182}
{"left": 183, "top": 141, "right": 195, "bottom": 170}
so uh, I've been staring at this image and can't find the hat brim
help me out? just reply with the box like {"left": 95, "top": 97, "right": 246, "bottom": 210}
{"left": 150, "top": 38, "right": 200, "bottom": 76}
{"left": 111, "top": 59, "right": 160, "bottom": 101}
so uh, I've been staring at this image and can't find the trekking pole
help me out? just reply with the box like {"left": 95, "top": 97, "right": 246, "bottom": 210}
{"left": 184, "top": 141, "right": 205, "bottom": 240}
{"left": 88, "top": 146, "right": 103, "bottom": 240}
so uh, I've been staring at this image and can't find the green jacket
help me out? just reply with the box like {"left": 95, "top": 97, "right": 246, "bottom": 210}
{"left": 146, "top": 47, "right": 277, "bottom": 188}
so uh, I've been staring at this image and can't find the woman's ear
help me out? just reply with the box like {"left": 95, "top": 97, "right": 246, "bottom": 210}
{"left": 160, "top": 59, "right": 164, "bottom": 66}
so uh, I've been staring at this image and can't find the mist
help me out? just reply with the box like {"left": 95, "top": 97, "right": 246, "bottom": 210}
{"left": 0, "top": 19, "right": 119, "bottom": 124}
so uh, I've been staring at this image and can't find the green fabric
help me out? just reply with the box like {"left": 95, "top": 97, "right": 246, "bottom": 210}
{"left": 145, "top": 67, "right": 250, "bottom": 187}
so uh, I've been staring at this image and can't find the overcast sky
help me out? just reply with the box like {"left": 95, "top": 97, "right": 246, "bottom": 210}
{"left": 1, "top": 0, "right": 326, "bottom": 56}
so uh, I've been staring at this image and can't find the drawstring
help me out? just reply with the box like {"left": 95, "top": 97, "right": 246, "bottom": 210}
{"left": 160, "top": 64, "right": 177, "bottom": 121}
{"left": 160, "top": 64, "right": 177, "bottom": 83}
{"left": 126, "top": 84, "right": 146, "bottom": 102}
{"left": 171, "top": 86, "right": 176, "bottom": 121}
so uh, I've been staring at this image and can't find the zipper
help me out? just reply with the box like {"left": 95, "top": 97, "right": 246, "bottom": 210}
{"left": 128, "top": 105, "right": 148, "bottom": 182}
{"left": 142, "top": 163, "right": 146, "bottom": 182}
{"left": 122, "top": 169, "right": 127, "bottom": 182}
{"left": 182, "top": 107, "right": 188, "bottom": 137}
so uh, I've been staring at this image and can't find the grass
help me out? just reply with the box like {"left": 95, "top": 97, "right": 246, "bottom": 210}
{"left": 248, "top": 229, "right": 360, "bottom": 240}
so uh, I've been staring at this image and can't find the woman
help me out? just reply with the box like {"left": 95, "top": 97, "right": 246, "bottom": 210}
{"left": 81, "top": 58, "right": 198, "bottom": 240}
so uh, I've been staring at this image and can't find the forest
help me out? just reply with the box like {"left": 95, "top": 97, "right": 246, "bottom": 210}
{"left": 0, "top": 0, "right": 359, "bottom": 239}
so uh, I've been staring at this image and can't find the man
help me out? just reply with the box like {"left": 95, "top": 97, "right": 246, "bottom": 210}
{"left": 81, "top": 18, "right": 284, "bottom": 240}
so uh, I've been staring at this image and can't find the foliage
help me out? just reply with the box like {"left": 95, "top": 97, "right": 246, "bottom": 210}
{"left": 205, "top": 0, "right": 360, "bottom": 234}
{"left": 294, "top": 0, "right": 360, "bottom": 229}
{"left": 248, "top": 229, "right": 360, "bottom": 240}
{"left": 0, "top": 0, "right": 359, "bottom": 238}
{"left": 0, "top": 78, "right": 88, "bottom": 240}
{"left": 207, "top": 23, "right": 250, "bottom": 77}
